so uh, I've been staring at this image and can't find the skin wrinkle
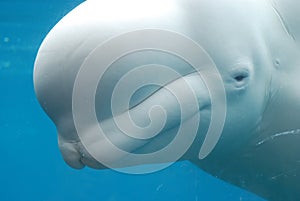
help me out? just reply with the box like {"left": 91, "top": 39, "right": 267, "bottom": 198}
{"left": 269, "top": 0, "right": 295, "bottom": 40}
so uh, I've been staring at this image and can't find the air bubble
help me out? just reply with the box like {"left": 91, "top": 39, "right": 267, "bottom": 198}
{"left": 3, "top": 37, "right": 10, "bottom": 43}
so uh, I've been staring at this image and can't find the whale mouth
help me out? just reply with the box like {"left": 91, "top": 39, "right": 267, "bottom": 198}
{"left": 58, "top": 113, "right": 209, "bottom": 170}
{"left": 58, "top": 136, "right": 105, "bottom": 169}
{"left": 58, "top": 107, "right": 213, "bottom": 170}
{"left": 58, "top": 72, "right": 213, "bottom": 169}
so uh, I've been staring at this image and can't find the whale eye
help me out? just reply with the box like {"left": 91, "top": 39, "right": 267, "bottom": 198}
{"left": 231, "top": 69, "right": 250, "bottom": 88}
{"left": 234, "top": 74, "right": 247, "bottom": 82}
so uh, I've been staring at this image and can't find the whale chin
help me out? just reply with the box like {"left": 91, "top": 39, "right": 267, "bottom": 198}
{"left": 58, "top": 135, "right": 105, "bottom": 169}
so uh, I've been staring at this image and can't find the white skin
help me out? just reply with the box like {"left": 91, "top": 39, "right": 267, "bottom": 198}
{"left": 34, "top": 0, "right": 300, "bottom": 200}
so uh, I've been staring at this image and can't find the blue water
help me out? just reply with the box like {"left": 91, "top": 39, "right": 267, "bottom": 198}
{"left": 0, "top": 1, "right": 266, "bottom": 201}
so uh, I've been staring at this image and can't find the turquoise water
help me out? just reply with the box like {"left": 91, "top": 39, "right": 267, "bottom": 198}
{"left": 0, "top": 1, "right": 266, "bottom": 200}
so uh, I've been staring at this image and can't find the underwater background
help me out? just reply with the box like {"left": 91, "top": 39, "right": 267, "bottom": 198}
{"left": 0, "top": 1, "right": 266, "bottom": 200}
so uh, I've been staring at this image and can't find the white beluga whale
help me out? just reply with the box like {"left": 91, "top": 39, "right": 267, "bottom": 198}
{"left": 34, "top": 0, "right": 300, "bottom": 200}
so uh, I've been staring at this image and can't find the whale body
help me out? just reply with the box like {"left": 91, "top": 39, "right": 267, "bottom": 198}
{"left": 34, "top": 0, "right": 300, "bottom": 200}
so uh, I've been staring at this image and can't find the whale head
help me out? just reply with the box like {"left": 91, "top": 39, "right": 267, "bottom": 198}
{"left": 34, "top": 0, "right": 300, "bottom": 200}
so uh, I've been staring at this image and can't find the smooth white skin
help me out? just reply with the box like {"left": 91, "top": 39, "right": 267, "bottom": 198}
{"left": 34, "top": 0, "right": 300, "bottom": 200}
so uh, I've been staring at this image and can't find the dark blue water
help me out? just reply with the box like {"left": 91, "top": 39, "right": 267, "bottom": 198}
{"left": 0, "top": 1, "right": 266, "bottom": 200}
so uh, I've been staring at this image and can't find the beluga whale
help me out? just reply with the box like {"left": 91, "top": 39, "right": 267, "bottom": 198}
{"left": 33, "top": 0, "right": 300, "bottom": 200}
